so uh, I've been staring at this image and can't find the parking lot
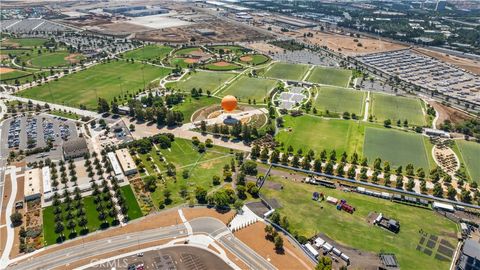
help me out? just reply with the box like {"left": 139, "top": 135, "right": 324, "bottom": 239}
{"left": 3, "top": 114, "right": 80, "bottom": 159}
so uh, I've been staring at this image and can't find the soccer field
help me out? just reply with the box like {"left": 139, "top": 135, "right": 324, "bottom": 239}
{"left": 220, "top": 76, "right": 277, "bottom": 102}
{"left": 29, "top": 51, "right": 83, "bottom": 68}
{"left": 276, "top": 115, "right": 364, "bottom": 157}
{"left": 167, "top": 71, "right": 236, "bottom": 93}
{"left": 371, "top": 93, "right": 426, "bottom": 126}
{"left": 264, "top": 62, "right": 310, "bottom": 81}
{"left": 314, "top": 86, "right": 365, "bottom": 115}
{"left": 122, "top": 45, "right": 173, "bottom": 61}
{"left": 239, "top": 54, "right": 270, "bottom": 65}
{"left": 1, "top": 38, "right": 47, "bottom": 47}
{"left": 364, "top": 127, "right": 430, "bottom": 169}
{"left": 306, "top": 66, "right": 352, "bottom": 87}
{"left": 456, "top": 140, "right": 480, "bottom": 183}
{"left": 262, "top": 175, "right": 457, "bottom": 270}
{"left": 17, "top": 61, "right": 171, "bottom": 110}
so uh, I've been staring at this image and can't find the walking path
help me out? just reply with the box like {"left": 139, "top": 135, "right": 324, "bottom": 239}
{"left": 0, "top": 167, "right": 18, "bottom": 269}
{"left": 363, "top": 91, "right": 370, "bottom": 121}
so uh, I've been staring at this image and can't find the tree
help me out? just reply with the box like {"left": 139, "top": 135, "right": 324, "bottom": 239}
{"left": 97, "top": 98, "right": 110, "bottom": 113}
{"left": 274, "top": 235, "right": 284, "bottom": 251}
{"left": 212, "top": 175, "right": 221, "bottom": 185}
{"left": 241, "top": 160, "right": 258, "bottom": 175}
{"left": 384, "top": 119, "right": 392, "bottom": 127}
{"left": 195, "top": 186, "right": 208, "bottom": 203}
{"left": 316, "top": 257, "right": 332, "bottom": 270}
{"left": 233, "top": 200, "right": 244, "bottom": 212}
{"left": 447, "top": 186, "right": 457, "bottom": 200}
{"left": 433, "top": 182, "right": 443, "bottom": 198}
{"left": 10, "top": 212, "right": 23, "bottom": 227}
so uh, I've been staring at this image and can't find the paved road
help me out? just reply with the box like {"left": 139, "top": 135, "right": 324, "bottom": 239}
{"left": 0, "top": 93, "right": 99, "bottom": 118}
{"left": 8, "top": 217, "right": 275, "bottom": 270}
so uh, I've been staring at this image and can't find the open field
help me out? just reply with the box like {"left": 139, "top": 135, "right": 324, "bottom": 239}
{"left": 276, "top": 115, "right": 364, "bottom": 157}
{"left": 220, "top": 76, "right": 277, "bottom": 102}
{"left": 371, "top": 93, "right": 426, "bottom": 126}
{"left": 1, "top": 38, "right": 47, "bottom": 48}
{"left": 120, "top": 185, "right": 144, "bottom": 220}
{"left": 137, "top": 138, "right": 235, "bottom": 208}
{"left": 262, "top": 175, "right": 458, "bottom": 270}
{"left": 29, "top": 52, "right": 84, "bottom": 67}
{"left": 0, "top": 69, "right": 31, "bottom": 81}
{"left": 239, "top": 54, "right": 270, "bottom": 65}
{"left": 456, "top": 140, "right": 480, "bottom": 183}
{"left": 264, "top": 62, "right": 309, "bottom": 81}
{"left": 174, "top": 96, "right": 221, "bottom": 123}
{"left": 314, "top": 86, "right": 365, "bottom": 115}
{"left": 364, "top": 127, "right": 430, "bottom": 169}
{"left": 296, "top": 30, "right": 407, "bottom": 56}
{"left": 17, "top": 61, "right": 171, "bottom": 110}
{"left": 167, "top": 71, "right": 236, "bottom": 93}
{"left": 306, "top": 66, "right": 352, "bottom": 87}
{"left": 121, "top": 45, "right": 173, "bottom": 61}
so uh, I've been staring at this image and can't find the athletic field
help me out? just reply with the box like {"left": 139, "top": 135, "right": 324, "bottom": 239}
{"left": 239, "top": 54, "right": 270, "bottom": 65}
{"left": 456, "top": 140, "right": 480, "bottom": 183}
{"left": 371, "top": 93, "right": 426, "bottom": 126}
{"left": 364, "top": 127, "right": 430, "bottom": 169}
{"left": 18, "top": 61, "right": 171, "bottom": 110}
{"left": 314, "top": 86, "right": 365, "bottom": 115}
{"left": 264, "top": 62, "right": 309, "bottom": 81}
{"left": 167, "top": 71, "right": 236, "bottom": 93}
{"left": 306, "top": 66, "right": 352, "bottom": 87}
{"left": 262, "top": 175, "right": 457, "bottom": 270}
{"left": 276, "top": 115, "right": 364, "bottom": 156}
{"left": 1, "top": 38, "right": 47, "bottom": 47}
{"left": 122, "top": 45, "right": 172, "bottom": 61}
{"left": 220, "top": 76, "right": 277, "bottom": 102}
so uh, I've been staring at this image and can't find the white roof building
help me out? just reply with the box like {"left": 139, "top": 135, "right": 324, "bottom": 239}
{"left": 108, "top": 152, "right": 124, "bottom": 180}
{"left": 24, "top": 168, "right": 42, "bottom": 201}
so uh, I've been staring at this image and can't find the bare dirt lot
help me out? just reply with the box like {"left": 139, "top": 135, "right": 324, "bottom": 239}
{"left": 234, "top": 222, "right": 315, "bottom": 270}
{"left": 0, "top": 67, "right": 16, "bottom": 74}
{"left": 413, "top": 47, "right": 480, "bottom": 75}
{"left": 298, "top": 30, "right": 407, "bottom": 56}
{"left": 244, "top": 42, "right": 285, "bottom": 54}
{"left": 183, "top": 207, "right": 235, "bottom": 225}
{"left": 428, "top": 101, "right": 473, "bottom": 126}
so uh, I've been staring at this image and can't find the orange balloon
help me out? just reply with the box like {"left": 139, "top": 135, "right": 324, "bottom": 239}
{"left": 221, "top": 95, "right": 237, "bottom": 112}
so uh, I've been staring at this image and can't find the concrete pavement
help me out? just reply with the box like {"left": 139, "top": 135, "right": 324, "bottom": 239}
{"left": 0, "top": 167, "right": 18, "bottom": 269}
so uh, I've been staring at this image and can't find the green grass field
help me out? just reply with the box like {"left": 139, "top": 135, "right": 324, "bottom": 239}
{"left": 314, "top": 86, "right": 365, "bottom": 115}
{"left": 208, "top": 45, "right": 247, "bottom": 55}
{"left": 264, "top": 62, "right": 309, "bottom": 81}
{"left": 167, "top": 71, "right": 236, "bottom": 93}
{"left": 220, "top": 76, "right": 277, "bottom": 102}
{"left": 203, "top": 62, "right": 242, "bottom": 71}
{"left": 137, "top": 138, "right": 235, "bottom": 208}
{"left": 120, "top": 185, "right": 143, "bottom": 220}
{"left": 306, "top": 66, "right": 352, "bottom": 87}
{"left": 1, "top": 38, "right": 47, "bottom": 48}
{"left": 364, "top": 127, "right": 430, "bottom": 169}
{"left": 29, "top": 51, "right": 83, "bottom": 67}
{"left": 122, "top": 45, "right": 173, "bottom": 61}
{"left": 276, "top": 115, "right": 364, "bottom": 157}
{"left": 262, "top": 175, "right": 457, "bottom": 270}
{"left": 170, "top": 57, "right": 195, "bottom": 68}
{"left": 239, "top": 54, "right": 270, "bottom": 65}
{"left": 17, "top": 61, "right": 171, "bottom": 110}
{"left": 456, "top": 140, "right": 480, "bottom": 183}
{"left": 0, "top": 69, "right": 31, "bottom": 81}
{"left": 174, "top": 47, "right": 203, "bottom": 56}
{"left": 174, "top": 96, "right": 221, "bottom": 123}
{"left": 49, "top": 110, "right": 80, "bottom": 120}
{"left": 371, "top": 93, "right": 426, "bottom": 126}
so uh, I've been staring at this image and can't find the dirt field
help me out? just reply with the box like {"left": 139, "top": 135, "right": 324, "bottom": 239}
{"left": 0, "top": 67, "right": 16, "bottom": 74}
{"left": 244, "top": 42, "right": 285, "bottom": 54}
{"left": 297, "top": 30, "right": 407, "bottom": 56}
{"left": 413, "top": 47, "right": 480, "bottom": 75}
{"left": 213, "top": 61, "right": 230, "bottom": 66}
{"left": 240, "top": 56, "right": 253, "bottom": 61}
{"left": 64, "top": 54, "right": 81, "bottom": 64}
{"left": 184, "top": 58, "right": 199, "bottom": 64}
{"left": 428, "top": 100, "right": 473, "bottom": 126}
{"left": 183, "top": 207, "right": 235, "bottom": 225}
{"left": 234, "top": 222, "right": 315, "bottom": 270}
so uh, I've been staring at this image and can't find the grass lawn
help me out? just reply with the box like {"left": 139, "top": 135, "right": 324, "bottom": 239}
{"left": 264, "top": 62, "right": 309, "bottom": 81}
{"left": 276, "top": 115, "right": 364, "bottom": 157}
{"left": 170, "top": 57, "right": 195, "bottom": 68}
{"left": 49, "top": 109, "right": 80, "bottom": 120}
{"left": 363, "top": 127, "right": 430, "bottom": 169}
{"left": 167, "top": 71, "right": 236, "bottom": 93}
{"left": 29, "top": 52, "right": 82, "bottom": 68}
{"left": 208, "top": 45, "right": 247, "bottom": 55}
{"left": 371, "top": 93, "right": 426, "bottom": 126}
{"left": 120, "top": 185, "right": 143, "bottom": 220}
{"left": 122, "top": 45, "right": 173, "bottom": 61}
{"left": 17, "top": 61, "right": 171, "bottom": 110}
{"left": 456, "top": 140, "right": 480, "bottom": 183}
{"left": 314, "top": 86, "right": 365, "bottom": 115}
{"left": 1, "top": 38, "right": 47, "bottom": 47}
{"left": 0, "top": 69, "right": 31, "bottom": 82}
{"left": 306, "top": 66, "right": 352, "bottom": 87}
{"left": 220, "top": 76, "right": 277, "bottom": 102}
{"left": 239, "top": 54, "right": 270, "bottom": 65}
{"left": 174, "top": 96, "right": 221, "bottom": 123}
{"left": 138, "top": 138, "right": 235, "bottom": 208}
{"left": 203, "top": 62, "right": 242, "bottom": 71}
{"left": 174, "top": 47, "right": 203, "bottom": 56}
{"left": 42, "top": 196, "right": 112, "bottom": 245}
{"left": 262, "top": 176, "right": 458, "bottom": 270}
